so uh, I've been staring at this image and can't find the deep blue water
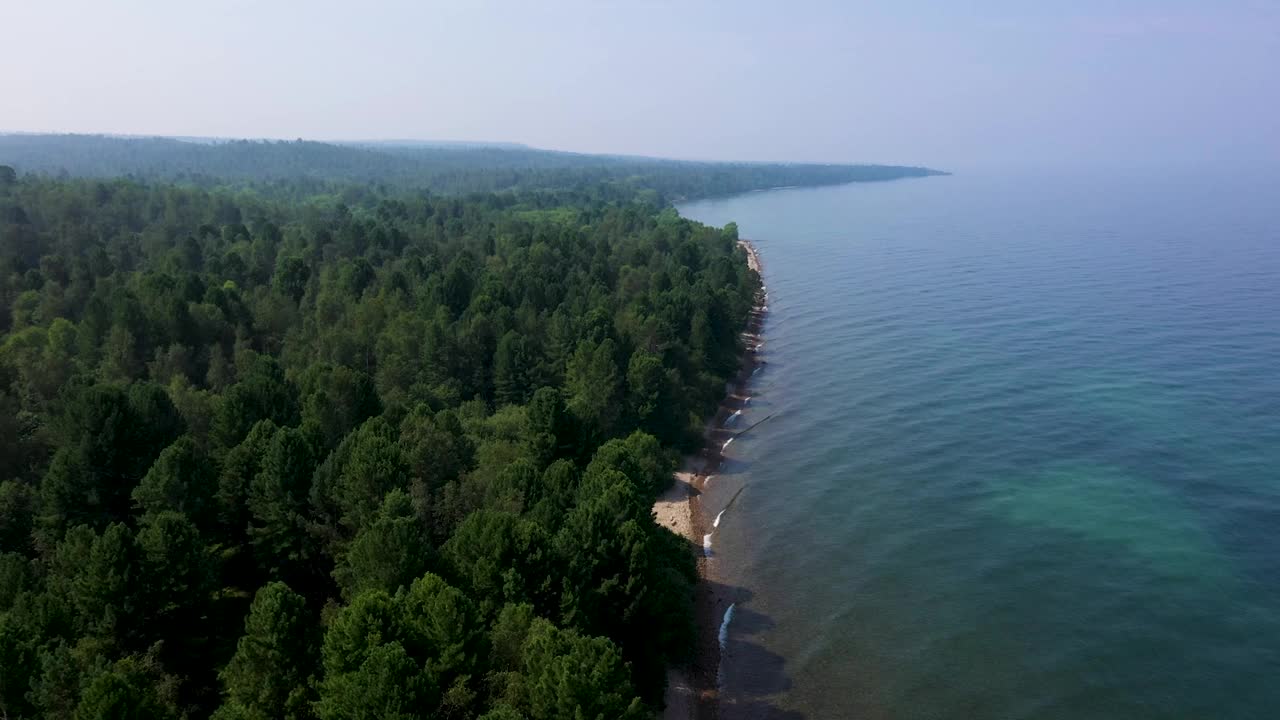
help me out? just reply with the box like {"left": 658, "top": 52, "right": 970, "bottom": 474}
{"left": 678, "top": 170, "right": 1280, "bottom": 720}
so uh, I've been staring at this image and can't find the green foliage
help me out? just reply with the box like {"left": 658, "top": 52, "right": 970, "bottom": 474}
{"left": 216, "top": 419, "right": 277, "bottom": 543}
{"left": 508, "top": 620, "right": 645, "bottom": 720}
{"left": 586, "top": 431, "right": 674, "bottom": 499}
{"left": 565, "top": 339, "right": 623, "bottom": 445}
{"left": 135, "top": 511, "right": 216, "bottom": 664}
{"left": 219, "top": 581, "right": 317, "bottom": 720}
{"left": 318, "top": 574, "right": 481, "bottom": 719}
{"left": 0, "top": 480, "right": 36, "bottom": 553}
{"left": 316, "top": 641, "right": 430, "bottom": 720}
{"left": 333, "top": 490, "right": 432, "bottom": 599}
{"left": 38, "top": 382, "right": 185, "bottom": 540}
{"left": 555, "top": 450, "right": 696, "bottom": 699}
{"left": 297, "top": 364, "right": 381, "bottom": 451}
{"left": 0, "top": 161, "right": 763, "bottom": 718}
{"left": 442, "top": 510, "right": 554, "bottom": 619}
{"left": 71, "top": 522, "right": 142, "bottom": 644}
{"left": 72, "top": 653, "right": 182, "bottom": 720}
{"left": 493, "top": 331, "right": 538, "bottom": 407}
{"left": 273, "top": 255, "right": 311, "bottom": 302}
{"left": 132, "top": 436, "right": 218, "bottom": 527}
{"left": 625, "top": 351, "right": 685, "bottom": 445}
{"left": 0, "top": 552, "right": 31, "bottom": 612}
{"left": 247, "top": 426, "right": 318, "bottom": 584}
{"left": 329, "top": 418, "right": 409, "bottom": 533}
{"left": 214, "top": 357, "right": 299, "bottom": 448}
{"left": 0, "top": 133, "right": 941, "bottom": 201}
{"left": 401, "top": 407, "right": 474, "bottom": 492}
{"left": 477, "top": 705, "right": 526, "bottom": 720}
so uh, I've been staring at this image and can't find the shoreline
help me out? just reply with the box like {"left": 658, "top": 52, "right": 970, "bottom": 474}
{"left": 656, "top": 239, "right": 767, "bottom": 720}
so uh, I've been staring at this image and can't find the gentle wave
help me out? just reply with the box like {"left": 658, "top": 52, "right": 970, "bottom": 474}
{"left": 725, "top": 409, "right": 743, "bottom": 425}
{"left": 703, "top": 533, "right": 713, "bottom": 558}
{"left": 717, "top": 602, "right": 737, "bottom": 689}
{"left": 681, "top": 172, "right": 1280, "bottom": 719}
{"left": 719, "top": 603, "right": 736, "bottom": 650}
{"left": 722, "top": 437, "right": 734, "bottom": 451}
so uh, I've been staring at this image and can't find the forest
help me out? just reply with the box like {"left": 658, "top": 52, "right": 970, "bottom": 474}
{"left": 0, "top": 153, "right": 768, "bottom": 719}
{"left": 0, "top": 134, "right": 943, "bottom": 201}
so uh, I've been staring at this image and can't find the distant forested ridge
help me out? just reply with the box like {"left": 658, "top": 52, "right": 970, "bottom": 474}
{"left": 0, "top": 140, "right": 937, "bottom": 718}
{"left": 0, "top": 133, "right": 943, "bottom": 201}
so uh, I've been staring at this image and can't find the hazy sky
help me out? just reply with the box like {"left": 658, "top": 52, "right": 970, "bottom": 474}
{"left": 4, "top": 0, "right": 1278, "bottom": 169}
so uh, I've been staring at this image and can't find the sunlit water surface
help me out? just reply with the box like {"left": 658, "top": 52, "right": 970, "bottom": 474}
{"left": 679, "top": 169, "right": 1280, "bottom": 720}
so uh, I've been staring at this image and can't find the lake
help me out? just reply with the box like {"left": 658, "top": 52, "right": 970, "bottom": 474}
{"left": 679, "top": 168, "right": 1280, "bottom": 719}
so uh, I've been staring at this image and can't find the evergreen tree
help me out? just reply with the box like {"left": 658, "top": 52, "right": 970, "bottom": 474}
{"left": 132, "top": 436, "right": 218, "bottom": 528}
{"left": 333, "top": 490, "right": 432, "bottom": 599}
{"left": 565, "top": 339, "right": 623, "bottom": 445}
{"left": 0, "top": 162, "right": 766, "bottom": 717}
{"left": 247, "top": 427, "right": 317, "bottom": 584}
{"left": 517, "top": 620, "right": 645, "bottom": 720}
{"left": 219, "top": 581, "right": 317, "bottom": 720}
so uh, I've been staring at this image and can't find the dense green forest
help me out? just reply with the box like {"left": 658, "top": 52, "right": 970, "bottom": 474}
{"left": 0, "top": 138, "right": 939, "bottom": 718}
{"left": 0, "top": 154, "right": 773, "bottom": 719}
{"left": 0, "top": 134, "right": 942, "bottom": 201}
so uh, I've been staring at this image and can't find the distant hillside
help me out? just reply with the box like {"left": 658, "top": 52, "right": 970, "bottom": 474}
{"left": 339, "top": 139, "right": 533, "bottom": 151}
{"left": 0, "top": 133, "right": 944, "bottom": 201}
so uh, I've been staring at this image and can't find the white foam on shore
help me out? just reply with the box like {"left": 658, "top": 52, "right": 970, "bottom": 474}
{"left": 718, "top": 603, "right": 736, "bottom": 650}
{"left": 743, "top": 396, "right": 751, "bottom": 406}
{"left": 713, "top": 509, "right": 726, "bottom": 528}
{"left": 722, "top": 437, "right": 734, "bottom": 451}
{"left": 702, "top": 533, "right": 713, "bottom": 557}
{"left": 725, "top": 409, "right": 742, "bottom": 425}
{"left": 704, "top": 474, "right": 715, "bottom": 486}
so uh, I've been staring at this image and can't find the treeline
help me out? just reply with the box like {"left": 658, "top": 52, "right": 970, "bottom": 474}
{"left": 0, "top": 134, "right": 942, "bottom": 201}
{"left": 0, "top": 165, "right": 759, "bottom": 718}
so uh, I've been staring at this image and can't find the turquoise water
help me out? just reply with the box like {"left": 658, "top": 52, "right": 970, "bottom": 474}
{"left": 678, "top": 170, "right": 1280, "bottom": 720}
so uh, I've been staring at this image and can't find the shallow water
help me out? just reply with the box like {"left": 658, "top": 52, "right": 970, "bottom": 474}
{"left": 679, "top": 169, "right": 1280, "bottom": 720}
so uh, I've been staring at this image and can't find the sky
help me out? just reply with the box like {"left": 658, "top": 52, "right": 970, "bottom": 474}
{"left": 3, "top": 0, "right": 1278, "bottom": 170}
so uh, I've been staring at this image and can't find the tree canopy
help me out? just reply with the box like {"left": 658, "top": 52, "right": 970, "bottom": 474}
{"left": 0, "top": 157, "right": 763, "bottom": 718}
{"left": 0, "top": 134, "right": 943, "bottom": 203}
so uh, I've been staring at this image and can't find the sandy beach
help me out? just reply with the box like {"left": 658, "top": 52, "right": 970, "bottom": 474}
{"left": 657, "top": 239, "right": 767, "bottom": 720}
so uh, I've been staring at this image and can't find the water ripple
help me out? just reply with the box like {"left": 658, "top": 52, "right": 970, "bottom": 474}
{"left": 683, "top": 170, "right": 1280, "bottom": 720}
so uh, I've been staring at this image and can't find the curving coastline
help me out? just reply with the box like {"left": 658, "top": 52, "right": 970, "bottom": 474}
{"left": 655, "top": 239, "right": 767, "bottom": 720}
